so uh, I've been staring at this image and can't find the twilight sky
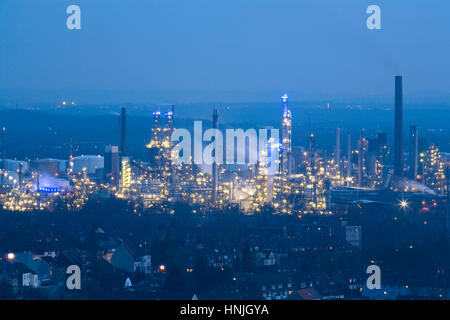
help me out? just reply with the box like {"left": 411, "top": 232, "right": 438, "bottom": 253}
{"left": 1, "top": 0, "right": 449, "bottom": 103}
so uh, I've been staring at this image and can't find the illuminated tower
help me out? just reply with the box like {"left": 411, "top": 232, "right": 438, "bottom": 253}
{"left": 120, "top": 157, "right": 131, "bottom": 194}
{"left": 281, "top": 94, "right": 292, "bottom": 174}
{"left": 164, "top": 105, "right": 175, "bottom": 186}
{"left": 357, "top": 130, "right": 368, "bottom": 187}
{"left": 394, "top": 76, "right": 404, "bottom": 177}
{"left": 147, "top": 111, "right": 162, "bottom": 167}
{"left": 163, "top": 109, "right": 174, "bottom": 150}
{"left": 424, "top": 145, "right": 445, "bottom": 194}
{"left": 146, "top": 108, "right": 176, "bottom": 187}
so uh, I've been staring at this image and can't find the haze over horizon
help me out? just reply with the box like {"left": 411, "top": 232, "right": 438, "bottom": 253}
{"left": 1, "top": 0, "right": 449, "bottom": 105}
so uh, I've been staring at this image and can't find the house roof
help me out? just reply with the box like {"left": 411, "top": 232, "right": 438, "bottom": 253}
{"left": 289, "top": 288, "right": 321, "bottom": 300}
{"left": 0, "top": 260, "right": 37, "bottom": 277}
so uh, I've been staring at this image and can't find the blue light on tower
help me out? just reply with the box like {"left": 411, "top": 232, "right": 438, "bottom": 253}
{"left": 281, "top": 94, "right": 289, "bottom": 115}
{"left": 39, "top": 187, "right": 62, "bottom": 193}
{"left": 280, "top": 93, "right": 292, "bottom": 174}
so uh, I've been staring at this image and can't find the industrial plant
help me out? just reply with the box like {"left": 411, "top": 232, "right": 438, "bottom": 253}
{"left": 0, "top": 77, "right": 448, "bottom": 222}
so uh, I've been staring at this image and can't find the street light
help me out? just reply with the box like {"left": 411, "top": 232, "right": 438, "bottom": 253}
{"left": 400, "top": 200, "right": 408, "bottom": 209}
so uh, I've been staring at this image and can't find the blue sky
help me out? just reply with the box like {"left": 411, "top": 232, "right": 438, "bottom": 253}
{"left": 1, "top": 0, "right": 449, "bottom": 103}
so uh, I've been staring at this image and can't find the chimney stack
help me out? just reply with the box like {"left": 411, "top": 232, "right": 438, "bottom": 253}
{"left": 347, "top": 131, "right": 351, "bottom": 186}
{"left": 394, "top": 76, "right": 404, "bottom": 177}
{"left": 1, "top": 126, "right": 5, "bottom": 169}
{"left": 120, "top": 107, "right": 127, "bottom": 157}
{"left": 1, "top": 127, "right": 5, "bottom": 187}
{"left": 335, "top": 127, "right": 340, "bottom": 174}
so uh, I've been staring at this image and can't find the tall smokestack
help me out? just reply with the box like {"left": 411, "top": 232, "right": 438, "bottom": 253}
{"left": 409, "top": 125, "right": 419, "bottom": 179}
{"left": 357, "top": 130, "right": 365, "bottom": 187}
{"left": 308, "top": 134, "right": 315, "bottom": 167}
{"left": 170, "top": 105, "right": 175, "bottom": 187}
{"left": 394, "top": 76, "right": 404, "bottom": 177}
{"left": 212, "top": 108, "right": 219, "bottom": 203}
{"left": 1, "top": 126, "right": 5, "bottom": 169}
{"left": 335, "top": 127, "right": 340, "bottom": 174}
{"left": 347, "top": 131, "right": 351, "bottom": 186}
{"left": 18, "top": 162, "right": 24, "bottom": 190}
{"left": 1, "top": 127, "right": 5, "bottom": 187}
{"left": 120, "top": 107, "right": 127, "bottom": 157}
